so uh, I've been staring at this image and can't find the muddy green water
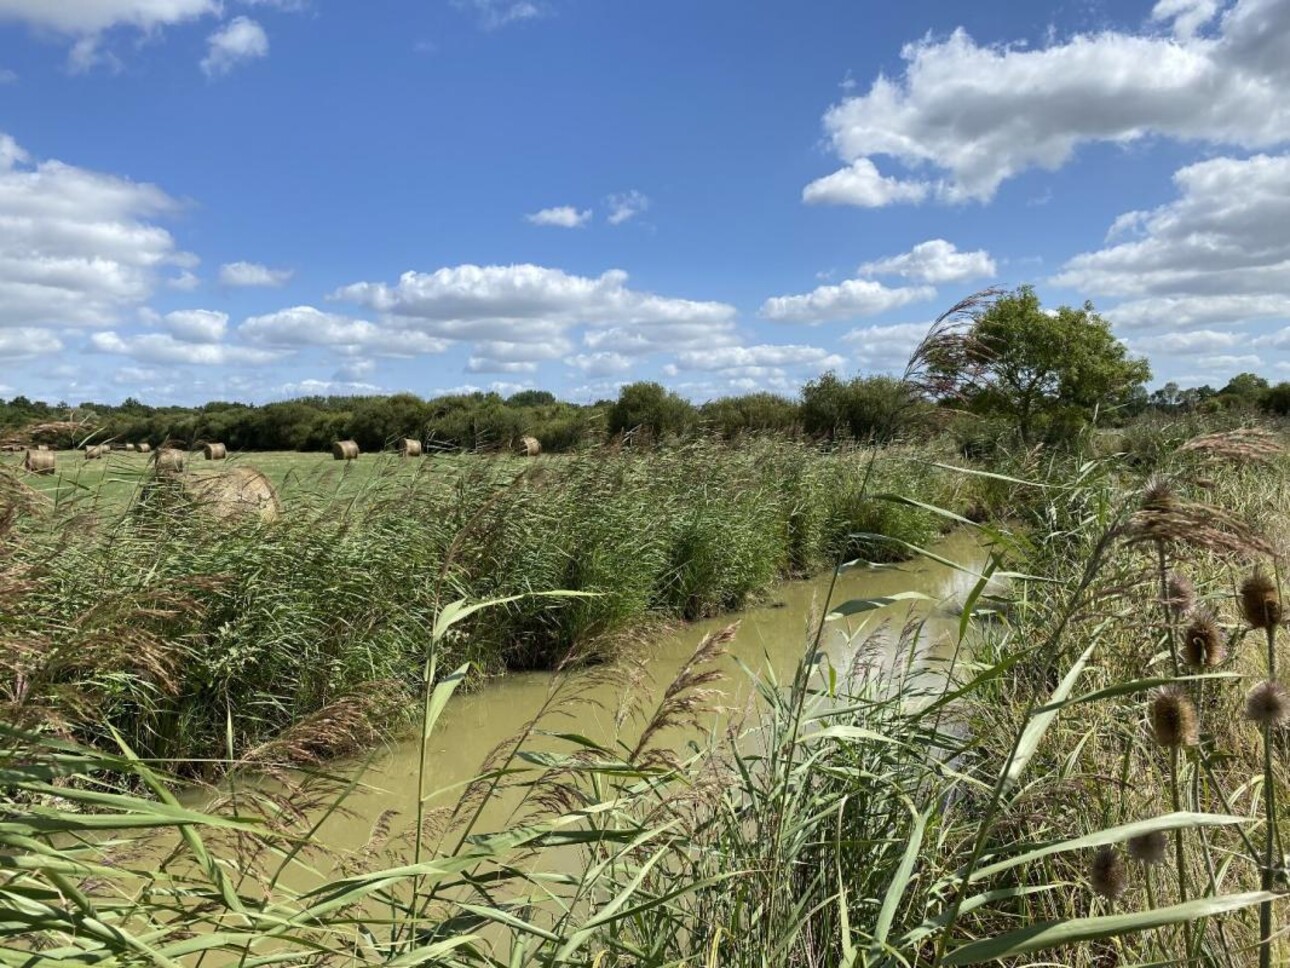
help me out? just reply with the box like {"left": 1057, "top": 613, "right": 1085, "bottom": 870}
{"left": 306, "top": 532, "right": 992, "bottom": 854}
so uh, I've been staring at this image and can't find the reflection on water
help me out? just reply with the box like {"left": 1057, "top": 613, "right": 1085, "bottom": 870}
{"left": 311, "top": 531, "right": 997, "bottom": 853}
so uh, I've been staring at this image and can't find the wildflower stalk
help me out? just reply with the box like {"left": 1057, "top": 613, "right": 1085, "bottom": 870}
{"left": 1157, "top": 542, "right": 1180, "bottom": 677}
{"left": 1260, "top": 714, "right": 1276, "bottom": 968}
{"left": 1258, "top": 617, "right": 1278, "bottom": 968}
{"left": 1169, "top": 744, "right": 1192, "bottom": 953}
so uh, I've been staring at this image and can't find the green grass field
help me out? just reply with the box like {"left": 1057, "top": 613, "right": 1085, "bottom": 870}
{"left": 0, "top": 447, "right": 533, "bottom": 512}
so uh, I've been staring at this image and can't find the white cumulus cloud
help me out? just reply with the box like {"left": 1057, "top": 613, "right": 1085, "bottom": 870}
{"left": 0, "top": 0, "right": 217, "bottom": 35}
{"left": 91, "top": 330, "right": 282, "bottom": 365}
{"left": 0, "top": 133, "right": 193, "bottom": 332}
{"left": 605, "top": 190, "right": 649, "bottom": 225}
{"left": 1055, "top": 153, "right": 1290, "bottom": 332}
{"left": 808, "top": 0, "right": 1290, "bottom": 204}
{"left": 761, "top": 279, "right": 935, "bottom": 324}
{"left": 334, "top": 264, "right": 737, "bottom": 350}
{"left": 526, "top": 206, "right": 591, "bottom": 228}
{"left": 240, "top": 305, "right": 451, "bottom": 356}
{"left": 0, "top": 327, "right": 63, "bottom": 359}
{"left": 567, "top": 351, "right": 632, "bottom": 376}
{"left": 219, "top": 260, "right": 293, "bottom": 286}
{"left": 201, "top": 17, "right": 269, "bottom": 77}
{"left": 162, "top": 309, "right": 227, "bottom": 343}
{"left": 669, "top": 344, "right": 845, "bottom": 372}
{"left": 859, "top": 239, "right": 996, "bottom": 284}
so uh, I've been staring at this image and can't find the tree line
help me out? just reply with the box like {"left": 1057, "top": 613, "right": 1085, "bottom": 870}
{"left": 3, "top": 288, "right": 1287, "bottom": 453}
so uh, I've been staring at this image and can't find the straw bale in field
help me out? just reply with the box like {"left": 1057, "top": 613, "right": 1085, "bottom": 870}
{"left": 84, "top": 445, "right": 106, "bottom": 460}
{"left": 36, "top": 444, "right": 49, "bottom": 451}
{"left": 519, "top": 435, "right": 541, "bottom": 457}
{"left": 333, "top": 440, "right": 360, "bottom": 460}
{"left": 138, "top": 443, "right": 152, "bottom": 453}
{"left": 124, "top": 443, "right": 136, "bottom": 452}
{"left": 154, "top": 448, "right": 185, "bottom": 473}
{"left": 203, "top": 442, "right": 228, "bottom": 461}
{"left": 23, "top": 450, "right": 55, "bottom": 475}
{"left": 185, "top": 466, "right": 281, "bottom": 523}
{"left": 398, "top": 438, "right": 423, "bottom": 457}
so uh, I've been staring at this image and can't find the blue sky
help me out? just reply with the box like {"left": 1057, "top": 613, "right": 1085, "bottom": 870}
{"left": 2, "top": 0, "right": 1289, "bottom": 405}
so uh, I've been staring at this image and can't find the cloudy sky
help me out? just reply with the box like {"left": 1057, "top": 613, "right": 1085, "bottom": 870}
{"left": 2, "top": 0, "right": 1289, "bottom": 404}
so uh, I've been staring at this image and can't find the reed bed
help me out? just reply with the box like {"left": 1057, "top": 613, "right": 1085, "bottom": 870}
{"left": 0, "top": 438, "right": 952, "bottom": 766}
{"left": 4, "top": 422, "right": 1289, "bottom": 965}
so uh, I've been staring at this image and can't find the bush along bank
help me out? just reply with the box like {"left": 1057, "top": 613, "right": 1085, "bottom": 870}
{"left": 0, "top": 438, "right": 956, "bottom": 768}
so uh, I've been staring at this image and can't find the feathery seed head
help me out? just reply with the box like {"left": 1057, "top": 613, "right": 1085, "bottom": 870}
{"left": 1127, "top": 830, "right": 1169, "bottom": 866}
{"left": 1183, "top": 610, "right": 1225, "bottom": 668}
{"left": 1245, "top": 680, "right": 1290, "bottom": 728}
{"left": 1090, "top": 845, "right": 1128, "bottom": 899}
{"left": 1240, "top": 572, "right": 1281, "bottom": 630}
{"left": 1149, "top": 687, "right": 1199, "bottom": 748}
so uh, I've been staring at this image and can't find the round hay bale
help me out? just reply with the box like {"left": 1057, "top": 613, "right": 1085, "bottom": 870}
{"left": 23, "top": 450, "right": 55, "bottom": 475}
{"left": 36, "top": 444, "right": 50, "bottom": 451}
{"left": 154, "top": 448, "right": 185, "bottom": 474}
{"left": 203, "top": 442, "right": 228, "bottom": 461}
{"left": 84, "top": 445, "right": 105, "bottom": 460}
{"left": 138, "top": 443, "right": 152, "bottom": 454}
{"left": 397, "top": 438, "right": 423, "bottom": 457}
{"left": 124, "top": 443, "right": 137, "bottom": 452}
{"left": 519, "top": 435, "right": 541, "bottom": 457}
{"left": 185, "top": 466, "right": 281, "bottom": 523}
{"left": 332, "top": 440, "right": 360, "bottom": 461}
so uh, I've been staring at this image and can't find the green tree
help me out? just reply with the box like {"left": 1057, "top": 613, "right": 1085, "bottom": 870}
{"left": 931, "top": 286, "right": 1151, "bottom": 444}
{"left": 1218, "top": 372, "right": 1270, "bottom": 410}
{"left": 1262, "top": 382, "right": 1290, "bottom": 416}
{"left": 608, "top": 382, "right": 695, "bottom": 440}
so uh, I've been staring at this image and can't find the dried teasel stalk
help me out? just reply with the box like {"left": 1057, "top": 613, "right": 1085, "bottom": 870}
{"left": 1182, "top": 610, "right": 1225, "bottom": 668}
{"left": 1149, "top": 687, "right": 1199, "bottom": 748}
{"left": 1241, "top": 572, "right": 1282, "bottom": 630}
{"left": 1089, "top": 845, "right": 1128, "bottom": 899}
{"left": 1127, "top": 830, "right": 1169, "bottom": 866}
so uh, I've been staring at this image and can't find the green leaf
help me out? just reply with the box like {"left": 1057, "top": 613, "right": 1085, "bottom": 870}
{"left": 826, "top": 591, "right": 932, "bottom": 620}
{"left": 1004, "top": 641, "right": 1094, "bottom": 793}
{"left": 968, "top": 812, "right": 1250, "bottom": 885}
{"left": 943, "top": 892, "right": 1277, "bottom": 964}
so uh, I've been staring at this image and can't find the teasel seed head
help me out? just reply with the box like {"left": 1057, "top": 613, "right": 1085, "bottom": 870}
{"left": 1090, "top": 845, "right": 1128, "bottom": 899}
{"left": 1127, "top": 830, "right": 1169, "bottom": 866}
{"left": 1164, "top": 572, "right": 1196, "bottom": 618}
{"left": 1183, "top": 610, "right": 1225, "bottom": 668}
{"left": 1141, "top": 475, "right": 1177, "bottom": 512}
{"left": 1149, "top": 687, "right": 1199, "bottom": 748}
{"left": 1245, "top": 680, "right": 1290, "bottom": 728}
{"left": 1240, "top": 571, "right": 1281, "bottom": 630}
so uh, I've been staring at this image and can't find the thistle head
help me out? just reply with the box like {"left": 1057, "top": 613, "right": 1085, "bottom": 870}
{"left": 1090, "top": 845, "right": 1128, "bottom": 899}
{"left": 1182, "top": 610, "right": 1225, "bottom": 668}
{"left": 1149, "top": 687, "right": 1199, "bottom": 748}
{"left": 1240, "top": 571, "right": 1281, "bottom": 630}
{"left": 1126, "top": 830, "right": 1169, "bottom": 866}
{"left": 1141, "top": 475, "right": 1177, "bottom": 512}
{"left": 1245, "top": 680, "right": 1290, "bottom": 728}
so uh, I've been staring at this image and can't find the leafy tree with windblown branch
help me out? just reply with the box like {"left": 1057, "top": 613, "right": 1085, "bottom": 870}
{"left": 929, "top": 286, "right": 1151, "bottom": 444}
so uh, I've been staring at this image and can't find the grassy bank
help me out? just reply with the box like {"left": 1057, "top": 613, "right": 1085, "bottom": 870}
{"left": 1, "top": 438, "right": 957, "bottom": 767}
{"left": 5, "top": 421, "right": 1290, "bottom": 965}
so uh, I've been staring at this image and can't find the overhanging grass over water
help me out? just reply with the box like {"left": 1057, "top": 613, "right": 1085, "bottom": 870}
{"left": 1, "top": 439, "right": 958, "bottom": 766}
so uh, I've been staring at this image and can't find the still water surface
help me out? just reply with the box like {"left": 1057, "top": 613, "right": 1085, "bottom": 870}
{"left": 309, "top": 532, "right": 993, "bottom": 853}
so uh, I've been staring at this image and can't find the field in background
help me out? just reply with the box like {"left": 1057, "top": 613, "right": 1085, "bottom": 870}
{"left": 0, "top": 447, "right": 531, "bottom": 510}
